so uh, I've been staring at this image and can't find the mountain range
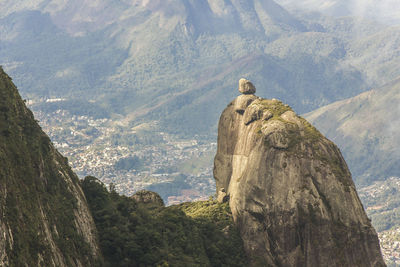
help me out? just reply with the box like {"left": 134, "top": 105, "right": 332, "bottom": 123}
{"left": 3, "top": 0, "right": 400, "bottom": 135}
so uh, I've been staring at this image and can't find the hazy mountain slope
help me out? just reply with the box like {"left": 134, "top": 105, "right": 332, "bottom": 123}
{"left": 0, "top": 67, "right": 102, "bottom": 266}
{"left": 2, "top": 0, "right": 400, "bottom": 130}
{"left": 0, "top": 10, "right": 127, "bottom": 102}
{"left": 345, "top": 26, "right": 400, "bottom": 86}
{"left": 274, "top": 0, "right": 400, "bottom": 25}
{"left": 1, "top": 0, "right": 306, "bottom": 35}
{"left": 305, "top": 77, "right": 400, "bottom": 186}
{"left": 1, "top": 0, "right": 376, "bottom": 133}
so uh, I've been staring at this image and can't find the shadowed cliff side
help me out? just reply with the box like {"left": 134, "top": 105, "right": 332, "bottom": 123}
{"left": 213, "top": 79, "right": 385, "bottom": 266}
{"left": 0, "top": 67, "right": 102, "bottom": 266}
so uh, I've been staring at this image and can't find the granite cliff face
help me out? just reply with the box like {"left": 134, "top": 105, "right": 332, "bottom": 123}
{"left": 214, "top": 79, "right": 385, "bottom": 266}
{"left": 0, "top": 67, "right": 101, "bottom": 266}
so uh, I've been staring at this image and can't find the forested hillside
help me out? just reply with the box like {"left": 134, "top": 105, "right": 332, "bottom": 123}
{"left": 81, "top": 176, "right": 248, "bottom": 267}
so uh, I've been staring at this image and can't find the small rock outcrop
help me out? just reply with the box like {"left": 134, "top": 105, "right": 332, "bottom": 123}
{"left": 217, "top": 188, "right": 229, "bottom": 203}
{"left": 213, "top": 80, "right": 385, "bottom": 266}
{"left": 131, "top": 190, "right": 164, "bottom": 206}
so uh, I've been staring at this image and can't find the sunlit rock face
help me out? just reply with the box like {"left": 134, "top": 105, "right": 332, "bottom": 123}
{"left": 213, "top": 79, "right": 385, "bottom": 266}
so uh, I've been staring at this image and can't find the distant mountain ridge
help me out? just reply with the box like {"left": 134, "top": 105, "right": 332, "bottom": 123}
{"left": 274, "top": 0, "right": 400, "bottom": 25}
{"left": 0, "top": 0, "right": 306, "bottom": 36}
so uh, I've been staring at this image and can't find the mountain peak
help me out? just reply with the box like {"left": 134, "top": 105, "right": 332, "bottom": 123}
{"left": 0, "top": 68, "right": 102, "bottom": 266}
{"left": 213, "top": 90, "right": 385, "bottom": 266}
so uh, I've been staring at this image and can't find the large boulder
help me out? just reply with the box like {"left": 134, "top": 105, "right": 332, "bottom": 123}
{"left": 238, "top": 78, "right": 256, "bottom": 94}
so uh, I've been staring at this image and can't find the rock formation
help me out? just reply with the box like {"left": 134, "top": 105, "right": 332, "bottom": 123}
{"left": 213, "top": 79, "right": 385, "bottom": 266}
{"left": 238, "top": 78, "right": 256, "bottom": 95}
{"left": 131, "top": 190, "right": 164, "bottom": 206}
{"left": 0, "top": 67, "right": 102, "bottom": 266}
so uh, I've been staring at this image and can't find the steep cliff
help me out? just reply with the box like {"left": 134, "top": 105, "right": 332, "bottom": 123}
{"left": 213, "top": 79, "right": 385, "bottom": 266}
{"left": 0, "top": 67, "right": 101, "bottom": 266}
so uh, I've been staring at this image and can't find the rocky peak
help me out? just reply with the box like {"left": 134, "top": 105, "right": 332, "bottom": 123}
{"left": 213, "top": 79, "right": 385, "bottom": 266}
{"left": 0, "top": 67, "right": 102, "bottom": 266}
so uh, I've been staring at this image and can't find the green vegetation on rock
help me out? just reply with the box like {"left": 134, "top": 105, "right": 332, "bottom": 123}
{"left": 258, "top": 99, "right": 292, "bottom": 118}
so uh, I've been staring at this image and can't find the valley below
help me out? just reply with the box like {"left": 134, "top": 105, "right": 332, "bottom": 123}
{"left": 30, "top": 99, "right": 216, "bottom": 204}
